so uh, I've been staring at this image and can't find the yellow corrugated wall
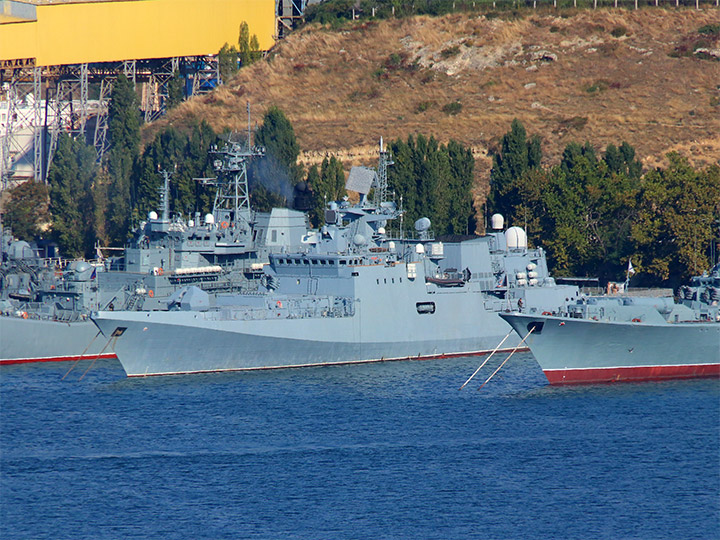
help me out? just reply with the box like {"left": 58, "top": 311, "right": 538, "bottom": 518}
{"left": 0, "top": 0, "right": 276, "bottom": 66}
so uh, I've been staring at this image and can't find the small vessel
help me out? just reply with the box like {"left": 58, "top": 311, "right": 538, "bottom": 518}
{"left": 0, "top": 140, "right": 308, "bottom": 365}
{"left": 500, "top": 265, "right": 720, "bottom": 384}
{"left": 93, "top": 142, "right": 580, "bottom": 377}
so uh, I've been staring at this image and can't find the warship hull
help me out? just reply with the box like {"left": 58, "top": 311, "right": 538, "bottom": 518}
{"left": 93, "top": 295, "right": 526, "bottom": 377}
{"left": 0, "top": 316, "right": 115, "bottom": 365}
{"left": 501, "top": 313, "right": 720, "bottom": 385}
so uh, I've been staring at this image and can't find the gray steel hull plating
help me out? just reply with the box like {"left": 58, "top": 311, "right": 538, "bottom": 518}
{"left": 501, "top": 313, "right": 720, "bottom": 384}
{"left": 0, "top": 316, "right": 115, "bottom": 364}
{"left": 94, "top": 300, "right": 521, "bottom": 376}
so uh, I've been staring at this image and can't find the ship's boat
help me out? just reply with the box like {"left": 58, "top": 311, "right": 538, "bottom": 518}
{"left": 500, "top": 265, "right": 720, "bottom": 384}
{"left": 93, "top": 142, "right": 580, "bottom": 377}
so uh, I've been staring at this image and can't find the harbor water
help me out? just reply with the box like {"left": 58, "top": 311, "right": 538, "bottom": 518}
{"left": 1, "top": 354, "right": 718, "bottom": 539}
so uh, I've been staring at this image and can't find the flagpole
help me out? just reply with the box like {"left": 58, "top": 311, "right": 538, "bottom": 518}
{"left": 625, "top": 259, "right": 634, "bottom": 291}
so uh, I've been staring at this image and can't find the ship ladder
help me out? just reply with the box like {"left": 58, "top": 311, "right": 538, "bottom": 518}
{"left": 459, "top": 329, "right": 514, "bottom": 390}
{"left": 477, "top": 326, "right": 535, "bottom": 391}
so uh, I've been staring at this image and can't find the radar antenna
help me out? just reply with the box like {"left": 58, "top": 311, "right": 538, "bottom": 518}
{"left": 373, "top": 137, "right": 393, "bottom": 207}
{"left": 158, "top": 169, "right": 171, "bottom": 222}
{"left": 196, "top": 103, "right": 265, "bottom": 228}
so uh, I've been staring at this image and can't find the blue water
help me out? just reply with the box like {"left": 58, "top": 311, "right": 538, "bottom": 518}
{"left": 1, "top": 355, "right": 718, "bottom": 539}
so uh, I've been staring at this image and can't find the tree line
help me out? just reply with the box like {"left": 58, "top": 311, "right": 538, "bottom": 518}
{"left": 488, "top": 119, "right": 720, "bottom": 286}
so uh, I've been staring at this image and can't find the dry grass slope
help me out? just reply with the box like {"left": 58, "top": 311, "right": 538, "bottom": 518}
{"left": 150, "top": 8, "right": 720, "bottom": 204}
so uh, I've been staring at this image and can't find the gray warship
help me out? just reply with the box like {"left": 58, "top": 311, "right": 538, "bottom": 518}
{"left": 93, "top": 142, "right": 580, "bottom": 377}
{"left": 500, "top": 265, "right": 720, "bottom": 384}
{"left": 0, "top": 140, "right": 308, "bottom": 365}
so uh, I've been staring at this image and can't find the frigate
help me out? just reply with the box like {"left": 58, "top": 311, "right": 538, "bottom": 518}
{"left": 93, "top": 142, "right": 580, "bottom": 377}
{"left": 500, "top": 265, "right": 720, "bottom": 384}
{"left": 0, "top": 140, "right": 308, "bottom": 365}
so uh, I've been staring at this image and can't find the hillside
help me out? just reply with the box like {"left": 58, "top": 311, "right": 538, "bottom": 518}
{"left": 150, "top": 8, "right": 720, "bottom": 202}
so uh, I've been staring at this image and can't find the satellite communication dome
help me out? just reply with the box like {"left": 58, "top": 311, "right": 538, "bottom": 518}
{"left": 353, "top": 234, "right": 367, "bottom": 246}
{"left": 505, "top": 226, "right": 528, "bottom": 250}
{"left": 148, "top": 211, "right": 158, "bottom": 221}
{"left": 377, "top": 227, "right": 386, "bottom": 235}
{"left": 414, "top": 217, "right": 431, "bottom": 232}
{"left": 205, "top": 213, "right": 215, "bottom": 225}
{"left": 415, "top": 243, "right": 425, "bottom": 254}
{"left": 491, "top": 214, "right": 504, "bottom": 230}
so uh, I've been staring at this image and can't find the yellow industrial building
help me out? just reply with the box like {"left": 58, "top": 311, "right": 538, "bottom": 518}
{"left": 0, "top": 0, "right": 277, "bottom": 66}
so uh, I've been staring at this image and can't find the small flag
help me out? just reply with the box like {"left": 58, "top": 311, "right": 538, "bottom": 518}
{"left": 91, "top": 268, "right": 97, "bottom": 280}
{"left": 627, "top": 259, "right": 635, "bottom": 276}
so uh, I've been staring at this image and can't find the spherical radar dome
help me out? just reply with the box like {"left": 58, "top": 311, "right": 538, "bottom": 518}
{"left": 505, "top": 226, "right": 528, "bottom": 250}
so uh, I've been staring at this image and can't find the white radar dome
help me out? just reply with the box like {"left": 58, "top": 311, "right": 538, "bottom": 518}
{"left": 204, "top": 213, "right": 215, "bottom": 225}
{"left": 148, "top": 211, "right": 158, "bottom": 220}
{"left": 491, "top": 214, "right": 504, "bottom": 230}
{"left": 377, "top": 227, "right": 386, "bottom": 235}
{"left": 505, "top": 226, "right": 528, "bottom": 250}
{"left": 415, "top": 243, "right": 425, "bottom": 254}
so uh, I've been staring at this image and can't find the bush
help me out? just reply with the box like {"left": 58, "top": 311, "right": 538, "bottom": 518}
{"left": 441, "top": 102, "right": 462, "bottom": 115}
{"left": 415, "top": 101, "right": 434, "bottom": 113}
{"left": 698, "top": 24, "right": 720, "bottom": 36}
{"left": 440, "top": 45, "right": 461, "bottom": 59}
{"left": 610, "top": 26, "right": 627, "bottom": 38}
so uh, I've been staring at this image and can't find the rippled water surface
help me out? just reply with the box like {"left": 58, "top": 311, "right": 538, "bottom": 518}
{"left": 1, "top": 355, "right": 718, "bottom": 539}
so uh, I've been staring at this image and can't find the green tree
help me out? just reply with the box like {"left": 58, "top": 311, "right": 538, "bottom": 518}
{"left": 632, "top": 154, "right": 720, "bottom": 285}
{"left": 2, "top": 180, "right": 50, "bottom": 241}
{"left": 311, "top": 155, "right": 345, "bottom": 222}
{"left": 255, "top": 106, "right": 302, "bottom": 184}
{"left": 106, "top": 73, "right": 141, "bottom": 245}
{"left": 131, "top": 122, "right": 219, "bottom": 221}
{"left": 47, "top": 133, "right": 99, "bottom": 258}
{"left": 249, "top": 34, "right": 262, "bottom": 63}
{"left": 218, "top": 43, "right": 239, "bottom": 84}
{"left": 488, "top": 119, "right": 542, "bottom": 220}
{"left": 166, "top": 70, "right": 184, "bottom": 110}
{"left": 238, "top": 22, "right": 262, "bottom": 66}
{"left": 387, "top": 134, "right": 475, "bottom": 236}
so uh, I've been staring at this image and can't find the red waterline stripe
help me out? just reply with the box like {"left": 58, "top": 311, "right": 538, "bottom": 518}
{"left": 544, "top": 363, "right": 720, "bottom": 385}
{"left": 127, "top": 347, "right": 529, "bottom": 377}
{"left": 0, "top": 353, "right": 117, "bottom": 366}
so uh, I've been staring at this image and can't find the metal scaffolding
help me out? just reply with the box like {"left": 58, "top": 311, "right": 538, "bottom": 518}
{"left": 0, "top": 55, "right": 226, "bottom": 189}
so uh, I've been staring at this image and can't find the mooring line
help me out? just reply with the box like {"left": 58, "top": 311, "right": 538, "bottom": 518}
{"left": 61, "top": 329, "right": 101, "bottom": 381}
{"left": 477, "top": 327, "right": 535, "bottom": 391}
{"left": 78, "top": 334, "right": 117, "bottom": 381}
{"left": 459, "top": 329, "right": 514, "bottom": 390}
